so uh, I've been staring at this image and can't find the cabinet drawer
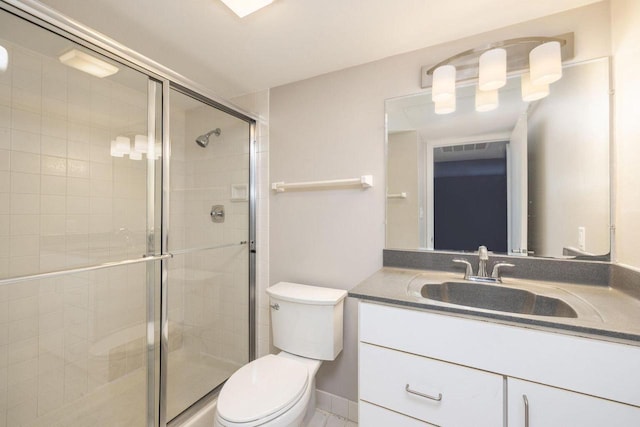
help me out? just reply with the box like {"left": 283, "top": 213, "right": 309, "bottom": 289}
{"left": 507, "top": 378, "right": 640, "bottom": 427}
{"left": 359, "top": 401, "right": 434, "bottom": 427}
{"left": 359, "top": 343, "right": 503, "bottom": 426}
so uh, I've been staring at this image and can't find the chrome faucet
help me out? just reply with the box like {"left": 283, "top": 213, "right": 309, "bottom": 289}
{"left": 477, "top": 245, "right": 489, "bottom": 277}
{"left": 453, "top": 245, "right": 514, "bottom": 283}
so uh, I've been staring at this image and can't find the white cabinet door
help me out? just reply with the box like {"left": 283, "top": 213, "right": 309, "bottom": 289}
{"left": 359, "top": 343, "right": 503, "bottom": 427}
{"left": 507, "top": 378, "right": 640, "bottom": 427}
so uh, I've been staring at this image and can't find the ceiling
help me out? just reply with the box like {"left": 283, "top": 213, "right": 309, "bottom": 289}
{"left": 38, "top": 0, "right": 601, "bottom": 98}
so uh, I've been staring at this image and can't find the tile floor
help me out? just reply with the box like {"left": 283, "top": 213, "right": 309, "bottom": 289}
{"left": 306, "top": 409, "right": 358, "bottom": 427}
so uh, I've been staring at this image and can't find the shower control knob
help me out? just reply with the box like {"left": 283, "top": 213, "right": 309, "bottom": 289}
{"left": 210, "top": 205, "right": 225, "bottom": 223}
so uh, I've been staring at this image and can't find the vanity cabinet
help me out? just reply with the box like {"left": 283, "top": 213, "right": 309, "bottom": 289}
{"left": 358, "top": 301, "right": 640, "bottom": 426}
{"left": 507, "top": 378, "right": 640, "bottom": 427}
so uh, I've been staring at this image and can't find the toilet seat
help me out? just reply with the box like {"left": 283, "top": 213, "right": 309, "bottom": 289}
{"left": 217, "top": 355, "right": 309, "bottom": 426}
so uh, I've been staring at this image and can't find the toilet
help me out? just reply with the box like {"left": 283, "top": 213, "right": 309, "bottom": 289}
{"left": 215, "top": 282, "right": 347, "bottom": 427}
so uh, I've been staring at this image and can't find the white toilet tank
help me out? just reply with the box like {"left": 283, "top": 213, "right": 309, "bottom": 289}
{"left": 266, "top": 282, "right": 347, "bottom": 361}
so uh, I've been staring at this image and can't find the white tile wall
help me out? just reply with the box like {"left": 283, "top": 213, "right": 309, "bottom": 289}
{"left": 0, "top": 36, "right": 152, "bottom": 425}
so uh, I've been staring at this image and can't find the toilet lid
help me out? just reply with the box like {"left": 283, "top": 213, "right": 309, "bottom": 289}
{"left": 217, "top": 355, "right": 309, "bottom": 423}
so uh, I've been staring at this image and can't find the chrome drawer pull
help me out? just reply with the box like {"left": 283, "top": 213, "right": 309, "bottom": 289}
{"left": 405, "top": 384, "right": 443, "bottom": 402}
{"left": 523, "top": 394, "right": 530, "bottom": 427}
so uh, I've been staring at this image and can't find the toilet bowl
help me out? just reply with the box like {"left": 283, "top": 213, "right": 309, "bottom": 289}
{"left": 214, "top": 353, "right": 321, "bottom": 427}
{"left": 215, "top": 282, "right": 347, "bottom": 427}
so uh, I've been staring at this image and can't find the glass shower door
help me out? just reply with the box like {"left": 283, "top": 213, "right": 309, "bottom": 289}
{"left": 0, "top": 6, "right": 162, "bottom": 427}
{"left": 166, "top": 88, "right": 251, "bottom": 420}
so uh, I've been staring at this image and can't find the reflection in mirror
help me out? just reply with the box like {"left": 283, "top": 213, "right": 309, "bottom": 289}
{"left": 386, "top": 58, "right": 610, "bottom": 259}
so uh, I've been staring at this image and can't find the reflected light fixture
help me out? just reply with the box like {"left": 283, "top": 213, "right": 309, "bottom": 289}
{"left": 432, "top": 65, "right": 456, "bottom": 103}
{"left": 110, "top": 140, "right": 124, "bottom": 157}
{"left": 0, "top": 45, "right": 7, "bottom": 72}
{"left": 59, "top": 49, "right": 119, "bottom": 78}
{"left": 220, "top": 0, "right": 274, "bottom": 17}
{"left": 530, "top": 41, "right": 562, "bottom": 86}
{"left": 435, "top": 97, "right": 456, "bottom": 115}
{"left": 475, "top": 86, "right": 499, "bottom": 112}
{"left": 521, "top": 72, "right": 550, "bottom": 102}
{"left": 129, "top": 150, "right": 142, "bottom": 161}
{"left": 478, "top": 48, "right": 507, "bottom": 91}
{"left": 134, "top": 134, "right": 148, "bottom": 153}
{"left": 115, "top": 136, "right": 131, "bottom": 155}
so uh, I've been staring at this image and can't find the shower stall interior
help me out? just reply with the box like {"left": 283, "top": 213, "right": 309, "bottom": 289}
{"left": 0, "top": 2, "right": 255, "bottom": 426}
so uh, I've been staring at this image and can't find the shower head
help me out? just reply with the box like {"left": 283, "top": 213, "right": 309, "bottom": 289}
{"left": 195, "top": 128, "right": 221, "bottom": 147}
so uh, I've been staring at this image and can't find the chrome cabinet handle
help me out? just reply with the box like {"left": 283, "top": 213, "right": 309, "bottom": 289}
{"left": 270, "top": 303, "right": 279, "bottom": 310}
{"left": 405, "top": 384, "right": 442, "bottom": 402}
{"left": 523, "top": 394, "right": 529, "bottom": 427}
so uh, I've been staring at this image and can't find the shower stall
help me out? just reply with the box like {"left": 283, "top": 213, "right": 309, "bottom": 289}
{"left": 0, "top": 2, "right": 256, "bottom": 426}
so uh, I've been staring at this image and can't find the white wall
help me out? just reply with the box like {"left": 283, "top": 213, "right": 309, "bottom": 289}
{"left": 270, "top": 2, "right": 611, "bottom": 401}
{"left": 612, "top": 0, "right": 640, "bottom": 268}
{"left": 386, "top": 131, "right": 419, "bottom": 249}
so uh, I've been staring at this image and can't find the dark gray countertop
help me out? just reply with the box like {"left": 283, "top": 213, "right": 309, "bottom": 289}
{"left": 349, "top": 267, "right": 640, "bottom": 345}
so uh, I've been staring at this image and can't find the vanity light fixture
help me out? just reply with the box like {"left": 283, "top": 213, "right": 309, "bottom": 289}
{"left": 521, "top": 72, "right": 550, "bottom": 102}
{"left": 220, "top": 0, "right": 274, "bottom": 17}
{"left": 432, "top": 65, "right": 456, "bottom": 103}
{"left": 529, "top": 41, "right": 562, "bottom": 85}
{"left": 129, "top": 150, "right": 142, "bottom": 161}
{"left": 59, "top": 49, "right": 119, "bottom": 78}
{"left": 422, "top": 34, "right": 573, "bottom": 114}
{"left": 475, "top": 86, "right": 499, "bottom": 112}
{"left": 478, "top": 48, "right": 507, "bottom": 91}
{"left": 0, "top": 45, "right": 8, "bottom": 72}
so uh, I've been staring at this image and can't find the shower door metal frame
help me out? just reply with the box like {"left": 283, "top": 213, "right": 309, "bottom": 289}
{"left": 0, "top": 1, "right": 259, "bottom": 426}
{"left": 162, "top": 82, "right": 258, "bottom": 426}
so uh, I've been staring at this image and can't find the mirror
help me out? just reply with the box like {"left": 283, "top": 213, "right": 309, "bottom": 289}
{"left": 385, "top": 58, "right": 610, "bottom": 259}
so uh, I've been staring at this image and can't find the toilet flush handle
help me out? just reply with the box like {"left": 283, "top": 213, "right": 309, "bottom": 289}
{"left": 270, "top": 303, "right": 280, "bottom": 310}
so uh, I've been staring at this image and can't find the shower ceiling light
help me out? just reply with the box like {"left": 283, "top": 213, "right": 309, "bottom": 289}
{"left": 59, "top": 49, "right": 119, "bottom": 78}
{"left": 220, "top": 0, "right": 274, "bottom": 17}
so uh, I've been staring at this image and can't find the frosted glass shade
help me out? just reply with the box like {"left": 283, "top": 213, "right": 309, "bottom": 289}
{"left": 475, "top": 86, "right": 499, "bottom": 112}
{"left": 110, "top": 140, "right": 124, "bottom": 157}
{"left": 434, "top": 97, "right": 456, "bottom": 115}
{"left": 0, "top": 45, "right": 7, "bottom": 72}
{"left": 521, "top": 72, "right": 550, "bottom": 102}
{"left": 478, "top": 48, "right": 507, "bottom": 91}
{"left": 530, "top": 41, "right": 562, "bottom": 85}
{"left": 129, "top": 150, "right": 142, "bottom": 160}
{"left": 115, "top": 136, "right": 130, "bottom": 155}
{"left": 134, "top": 134, "right": 148, "bottom": 153}
{"left": 432, "top": 65, "right": 456, "bottom": 103}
